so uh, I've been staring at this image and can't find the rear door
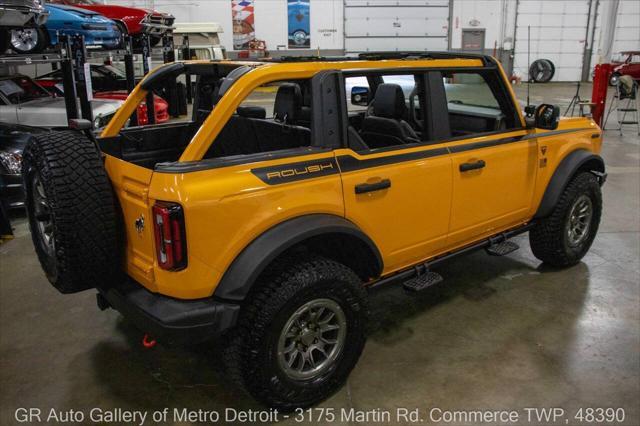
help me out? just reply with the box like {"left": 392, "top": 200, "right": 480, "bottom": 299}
{"left": 338, "top": 71, "right": 453, "bottom": 274}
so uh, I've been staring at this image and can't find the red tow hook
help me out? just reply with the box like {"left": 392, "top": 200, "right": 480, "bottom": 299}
{"left": 142, "top": 333, "right": 157, "bottom": 348}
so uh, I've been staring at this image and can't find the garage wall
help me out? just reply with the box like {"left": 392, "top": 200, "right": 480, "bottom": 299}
{"left": 102, "top": 0, "right": 639, "bottom": 80}
{"left": 513, "top": 0, "right": 591, "bottom": 82}
{"left": 450, "top": 0, "right": 508, "bottom": 51}
{"left": 343, "top": 0, "right": 449, "bottom": 53}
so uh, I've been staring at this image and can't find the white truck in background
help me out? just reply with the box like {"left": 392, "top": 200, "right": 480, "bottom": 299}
{"left": 173, "top": 22, "right": 226, "bottom": 61}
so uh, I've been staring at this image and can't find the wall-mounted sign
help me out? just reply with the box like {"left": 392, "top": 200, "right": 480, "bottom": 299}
{"left": 232, "top": 0, "right": 255, "bottom": 50}
{"left": 288, "top": 0, "right": 310, "bottom": 48}
{"left": 318, "top": 28, "right": 337, "bottom": 37}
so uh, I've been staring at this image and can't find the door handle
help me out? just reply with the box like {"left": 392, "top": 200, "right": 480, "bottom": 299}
{"left": 459, "top": 160, "right": 486, "bottom": 172}
{"left": 355, "top": 179, "right": 391, "bottom": 194}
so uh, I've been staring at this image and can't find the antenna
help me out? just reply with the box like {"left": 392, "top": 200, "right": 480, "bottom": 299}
{"left": 526, "top": 25, "right": 531, "bottom": 107}
{"left": 523, "top": 24, "right": 536, "bottom": 118}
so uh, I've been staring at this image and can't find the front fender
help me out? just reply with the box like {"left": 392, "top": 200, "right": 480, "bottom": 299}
{"left": 213, "top": 214, "right": 383, "bottom": 301}
{"left": 534, "top": 149, "right": 605, "bottom": 219}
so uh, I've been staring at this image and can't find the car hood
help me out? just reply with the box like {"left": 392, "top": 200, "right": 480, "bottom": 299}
{"left": 91, "top": 99, "right": 124, "bottom": 116}
{"left": 141, "top": 7, "right": 172, "bottom": 16}
{"left": 47, "top": 4, "right": 101, "bottom": 16}
{"left": 18, "top": 97, "right": 122, "bottom": 116}
{"left": 0, "top": 123, "right": 48, "bottom": 153}
{"left": 89, "top": 4, "right": 171, "bottom": 17}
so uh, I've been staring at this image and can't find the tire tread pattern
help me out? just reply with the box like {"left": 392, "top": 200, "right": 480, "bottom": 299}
{"left": 222, "top": 255, "right": 368, "bottom": 410}
{"left": 22, "top": 130, "right": 121, "bottom": 293}
{"left": 529, "top": 172, "right": 601, "bottom": 267}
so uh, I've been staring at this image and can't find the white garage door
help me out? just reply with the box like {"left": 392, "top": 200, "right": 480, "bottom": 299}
{"left": 513, "top": 0, "right": 590, "bottom": 81}
{"left": 590, "top": 0, "right": 640, "bottom": 73}
{"left": 344, "top": 0, "right": 450, "bottom": 53}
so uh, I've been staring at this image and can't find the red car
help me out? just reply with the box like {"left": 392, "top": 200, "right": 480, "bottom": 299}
{"left": 34, "top": 78, "right": 169, "bottom": 125}
{"left": 94, "top": 91, "right": 169, "bottom": 125}
{"left": 48, "top": 0, "right": 174, "bottom": 46}
{"left": 610, "top": 51, "right": 640, "bottom": 86}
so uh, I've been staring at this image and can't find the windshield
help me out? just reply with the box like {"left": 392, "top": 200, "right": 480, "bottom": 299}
{"left": 0, "top": 77, "right": 50, "bottom": 104}
{"left": 443, "top": 73, "right": 500, "bottom": 110}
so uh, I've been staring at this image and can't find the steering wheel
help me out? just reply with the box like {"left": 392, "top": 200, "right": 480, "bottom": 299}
{"left": 408, "top": 87, "right": 423, "bottom": 131}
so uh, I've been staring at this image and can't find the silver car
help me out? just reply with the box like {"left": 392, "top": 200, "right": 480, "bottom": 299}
{"left": 0, "top": 75, "right": 122, "bottom": 129}
{"left": 1, "top": 0, "right": 48, "bottom": 51}
{"left": 0, "top": 0, "right": 47, "bottom": 27}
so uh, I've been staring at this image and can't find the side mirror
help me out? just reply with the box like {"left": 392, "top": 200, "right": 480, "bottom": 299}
{"left": 534, "top": 104, "right": 560, "bottom": 130}
{"left": 351, "top": 86, "right": 370, "bottom": 106}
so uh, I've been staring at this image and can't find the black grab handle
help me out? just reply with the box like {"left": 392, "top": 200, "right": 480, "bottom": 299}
{"left": 355, "top": 179, "right": 391, "bottom": 194}
{"left": 459, "top": 160, "right": 486, "bottom": 172}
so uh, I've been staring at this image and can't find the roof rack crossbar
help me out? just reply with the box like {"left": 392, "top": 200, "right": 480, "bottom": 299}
{"left": 259, "top": 51, "right": 494, "bottom": 67}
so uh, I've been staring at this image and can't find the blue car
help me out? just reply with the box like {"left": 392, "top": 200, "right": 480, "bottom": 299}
{"left": 288, "top": 0, "right": 309, "bottom": 48}
{"left": 8, "top": 4, "right": 120, "bottom": 54}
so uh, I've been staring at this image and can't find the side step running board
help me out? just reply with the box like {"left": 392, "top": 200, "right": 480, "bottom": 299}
{"left": 368, "top": 223, "right": 533, "bottom": 292}
{"left": 485, "top": 240, "right": 519, "bottom": 256}
{"left": 402, "top": 270, "right": 443, "bottom": 292}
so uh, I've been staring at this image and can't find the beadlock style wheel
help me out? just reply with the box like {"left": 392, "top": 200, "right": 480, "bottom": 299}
{"left": 277, "top": 298, "right": 347, "bottom": 380}
{"left": 222, "top": 255, "right": 368, "bottom": 410}
{"left": 529, "top": 172, "right": 602, "bottom": 267}
{"left": 30, "top": 173, "right": 56, "bottom": 260}
{"left": 566, "top": 195, "right": 593, "bottom": 248}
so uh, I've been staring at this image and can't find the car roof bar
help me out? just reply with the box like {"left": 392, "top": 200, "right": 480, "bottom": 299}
{"left": 260, "top": 51, "right": 494, "bottom": 67}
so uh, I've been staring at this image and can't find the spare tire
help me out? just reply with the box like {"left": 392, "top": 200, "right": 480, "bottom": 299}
{"left": 22, "top": 130, "right": 122, "bottom": 294}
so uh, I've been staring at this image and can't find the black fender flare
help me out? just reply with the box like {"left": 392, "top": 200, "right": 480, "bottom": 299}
{"left": 534, "top": 149, "right": 605, "bottom": 219}
{"left": 213, "top": 214, "right": 383, "bottom": 301}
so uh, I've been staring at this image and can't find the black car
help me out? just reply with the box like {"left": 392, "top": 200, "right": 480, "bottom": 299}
{"left": 35, "top": 63, "right": 134, "bottom": 94}
{"left": 0, "top": 123, "right": 49, "bottom": 209}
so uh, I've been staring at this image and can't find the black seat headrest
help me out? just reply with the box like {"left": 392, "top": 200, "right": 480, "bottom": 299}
{"left": 274, "top": 83, "right": 302, "bottom": 123}
{"left": 373, "top": 83, "right": 406, "bottom": 119}
{"left": 237, "top": 106, "right": 266, "bottom": 119}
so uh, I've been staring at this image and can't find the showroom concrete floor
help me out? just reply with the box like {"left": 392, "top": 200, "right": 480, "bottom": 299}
{"left": 1, "top": 83, "right": 638, "bottom": 425}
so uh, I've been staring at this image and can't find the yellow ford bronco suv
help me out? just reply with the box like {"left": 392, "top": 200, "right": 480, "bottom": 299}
{"left": 22, "top": 52, "right": 605, "bottom": 409}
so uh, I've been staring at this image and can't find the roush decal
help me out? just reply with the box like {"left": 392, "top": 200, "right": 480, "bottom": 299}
{"left": 252, "top": 158, "right": 339, "bottom": 184}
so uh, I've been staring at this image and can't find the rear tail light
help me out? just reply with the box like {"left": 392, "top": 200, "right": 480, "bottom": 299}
{"left": 152, "top": 202, "right": 187, "bottom": 271}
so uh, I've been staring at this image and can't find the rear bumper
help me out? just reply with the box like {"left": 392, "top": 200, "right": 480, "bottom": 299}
{"left": 99, "top": 279, "right": 240, "bottom": 345}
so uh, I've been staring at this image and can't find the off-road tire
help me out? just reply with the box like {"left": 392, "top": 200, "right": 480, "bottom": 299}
{"left": 22, "top": 131, "right": 122, "bottom": 293}
{"left": 222, "top": 255, "right": 368, "bottom": 410}
{"left": 529, "top": 172, "right": 602, "bottom": 267}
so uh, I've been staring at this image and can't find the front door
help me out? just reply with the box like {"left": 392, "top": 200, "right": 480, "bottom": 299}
{"left": 434, "top": 69, "right": 538, "bottom": 247}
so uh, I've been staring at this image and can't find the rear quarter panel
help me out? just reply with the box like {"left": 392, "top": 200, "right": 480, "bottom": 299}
{"left": 148, "top": 152, "right": 344, "bottom": 299}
